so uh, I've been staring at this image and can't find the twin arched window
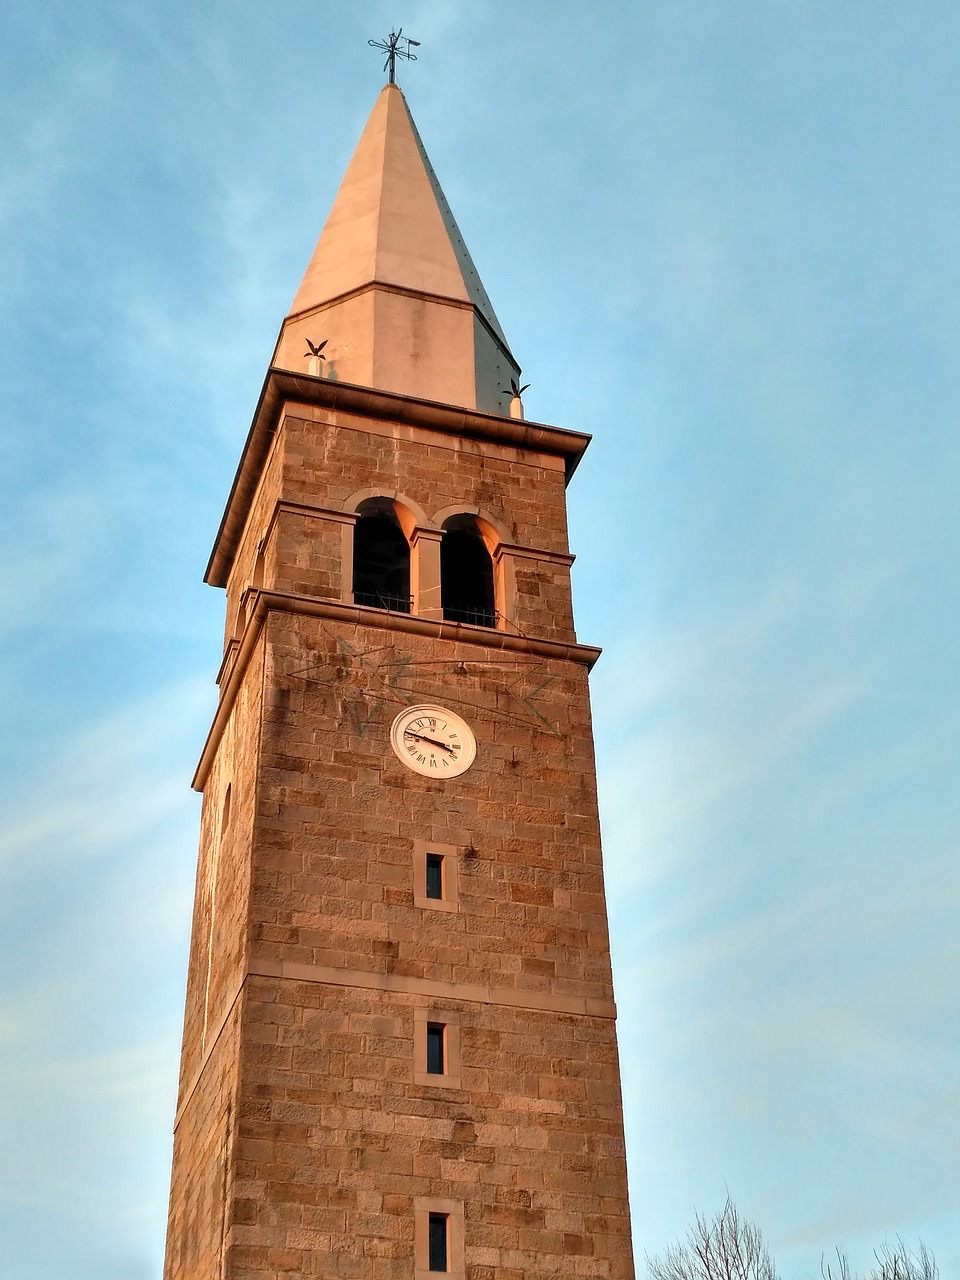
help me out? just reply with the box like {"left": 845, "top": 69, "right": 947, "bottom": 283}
{"left": 352, "top": 501, "right": 411, "bottom": 613}
{"left": 440, "top": 517, "right": 496, "bottom": 627}
{"left": 352, "top": 502, "right": 496, "bottom": 626}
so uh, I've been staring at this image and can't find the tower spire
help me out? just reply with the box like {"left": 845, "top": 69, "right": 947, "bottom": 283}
{"left": 271, "top": 84, "right": 521, "bottom": 415}
{"left": 164, "top": 74, "right": 636, "bottom": 1280}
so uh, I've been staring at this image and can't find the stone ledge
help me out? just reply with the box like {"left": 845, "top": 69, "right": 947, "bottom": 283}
{"left": 172, "top": 959, "right": 618, "bottom": 1135}
{"left": 192, "top": 589, "right": 601, "bottom": 790}
{"left": 247, "top": 955, "right": 618, "bottom": 1021}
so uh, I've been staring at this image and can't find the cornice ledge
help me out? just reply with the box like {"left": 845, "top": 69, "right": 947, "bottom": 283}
{"left": 192, "top": 589, "right": 601, "bottom": 792}
{"left": 497, "top": 542, "right": 576, "bottom": 567}
{"left": 204, "top": 368, "right": 591, "bottom": 587}
{"left": 284, "top": 279, "right": 475, "bottom": 322}
{"left": 259, "top": 589, "right": 601, "bottom": 665}
{"left": 282, "top": 281, "right": 521, "bottom": 366}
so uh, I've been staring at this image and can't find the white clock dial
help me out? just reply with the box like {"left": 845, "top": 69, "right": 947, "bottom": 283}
{"left": 390, "top": 705, "right": 477, "bottom": 778}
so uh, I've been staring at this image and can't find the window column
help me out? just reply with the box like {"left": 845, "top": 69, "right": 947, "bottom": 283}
{"left": 411, "top": 527, "right": 443, "bottom": 620}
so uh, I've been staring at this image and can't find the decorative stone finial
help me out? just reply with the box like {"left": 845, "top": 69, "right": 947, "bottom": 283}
{"left": 507, "top": 376, "right": 530, "bottom": 420}
{"left": 304, "top": 338, "right": 328, "bottom": 377}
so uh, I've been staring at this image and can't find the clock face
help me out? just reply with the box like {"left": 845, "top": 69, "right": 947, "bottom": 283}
{"left": 390, "top": 705, "right": 477, "bottom": 778}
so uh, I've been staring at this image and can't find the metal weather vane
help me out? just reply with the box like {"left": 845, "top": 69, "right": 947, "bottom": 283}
{"left": 368, "top": 28, "right": 420, "bottom": 84}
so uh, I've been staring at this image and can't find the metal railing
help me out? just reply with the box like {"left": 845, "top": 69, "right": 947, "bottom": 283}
{"left": 352, "top": 592, "right": 501, "bottom": 629}
{"left": 442, "top": 604, "right": 497, "bottom": 628}
{"left": 353, "top": 590, "right": 413, "bottom": 613}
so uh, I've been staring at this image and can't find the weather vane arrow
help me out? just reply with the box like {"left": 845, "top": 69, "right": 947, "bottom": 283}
{"left": 368, "top": 28, "right": 420, "bottom": 85}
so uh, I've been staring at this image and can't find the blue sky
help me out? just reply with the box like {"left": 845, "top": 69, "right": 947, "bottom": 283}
{"left": 2, "top": 2, "right": 958, "bottom": 1277}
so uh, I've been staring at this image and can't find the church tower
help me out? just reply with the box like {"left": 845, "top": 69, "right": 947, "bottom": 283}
{"left": 164, "top": 80, "right": 636, "bottom": 1280}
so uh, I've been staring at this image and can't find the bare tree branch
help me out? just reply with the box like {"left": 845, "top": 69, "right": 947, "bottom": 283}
{"left": 647, "top": 1197, "right": 779, "bottom": 1280}
{"left": 823, "top": 1237, "right": 938, "bottom": 1280}
{"left": 873, "top": 1239, "right": 938, "bottom": 1280}
{"left": 648, "top": 1199, "right": 937, "bottom": 1280}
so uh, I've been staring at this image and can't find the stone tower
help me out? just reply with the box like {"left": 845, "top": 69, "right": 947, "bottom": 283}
{"left": 163, "top": 83, "right": 636, "bottom": 1280}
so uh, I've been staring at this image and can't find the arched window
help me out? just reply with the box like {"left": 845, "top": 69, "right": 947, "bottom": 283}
{"left": 352, "top": 502, "right": 411, "bottom": 612}
{"left": 441, "top": 517, "right": 496, "bottom": 627}
{"left": 231, "top": 597, "right": 247, "bottom": 642}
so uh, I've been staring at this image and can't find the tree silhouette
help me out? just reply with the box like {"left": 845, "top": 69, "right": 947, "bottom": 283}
{"left": 822, "top": 1240, "right": 938, "bottom": 1280}
{"left": 646, "top": 1199, "right": 938, "bottom": 1280}
{"left": 647, "top": 1197, "right": 777, "bottom": 1280}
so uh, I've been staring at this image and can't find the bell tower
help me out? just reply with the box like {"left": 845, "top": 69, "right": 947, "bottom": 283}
{"left": 163, "top": 81, "right": 636, "bottom": 1280}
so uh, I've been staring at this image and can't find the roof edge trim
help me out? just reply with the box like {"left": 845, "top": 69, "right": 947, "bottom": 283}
{"left": 204, "top": 370, "right": 591, "bottom": 587}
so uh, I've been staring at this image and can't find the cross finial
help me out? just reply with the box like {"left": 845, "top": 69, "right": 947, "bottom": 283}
{"left": 368, "top": 27, "right": 420, "bottom": 85}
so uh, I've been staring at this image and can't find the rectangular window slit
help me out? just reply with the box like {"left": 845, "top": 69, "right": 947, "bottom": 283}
{"left": 426, "top": 1022, "right": 445, "bottom": 1075}
{"left": 428, "top": 1212, "right": 449, "bottom": 1272}
{"left": 425, "top": 853, "right": 444, "bottom": 900}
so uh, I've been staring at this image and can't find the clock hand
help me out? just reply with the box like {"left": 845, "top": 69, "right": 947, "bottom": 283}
{"left": 403, "top": 730, "right": 456, "bottom": 754}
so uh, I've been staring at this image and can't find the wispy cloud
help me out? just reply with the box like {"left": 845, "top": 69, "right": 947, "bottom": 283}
{"left": 0, "top": 676, "right": 206, "bottom": 869}
{"left": 0, "top": 677, "right": 204, "bottom": 1261}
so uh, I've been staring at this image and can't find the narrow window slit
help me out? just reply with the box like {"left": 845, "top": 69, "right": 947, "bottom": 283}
{"left": 426, "top": 1022, "right": 445, "bottom": 1075}
{"left": 428, "top": 1212, "right": 449, "bottom": 1272}
{"left": 425, "top": 853, "right": 444, "bottom": 900}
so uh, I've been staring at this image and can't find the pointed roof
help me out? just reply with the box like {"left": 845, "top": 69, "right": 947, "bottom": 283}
{"left": 288, "top": 83, "right": 509, "bottom": 349}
